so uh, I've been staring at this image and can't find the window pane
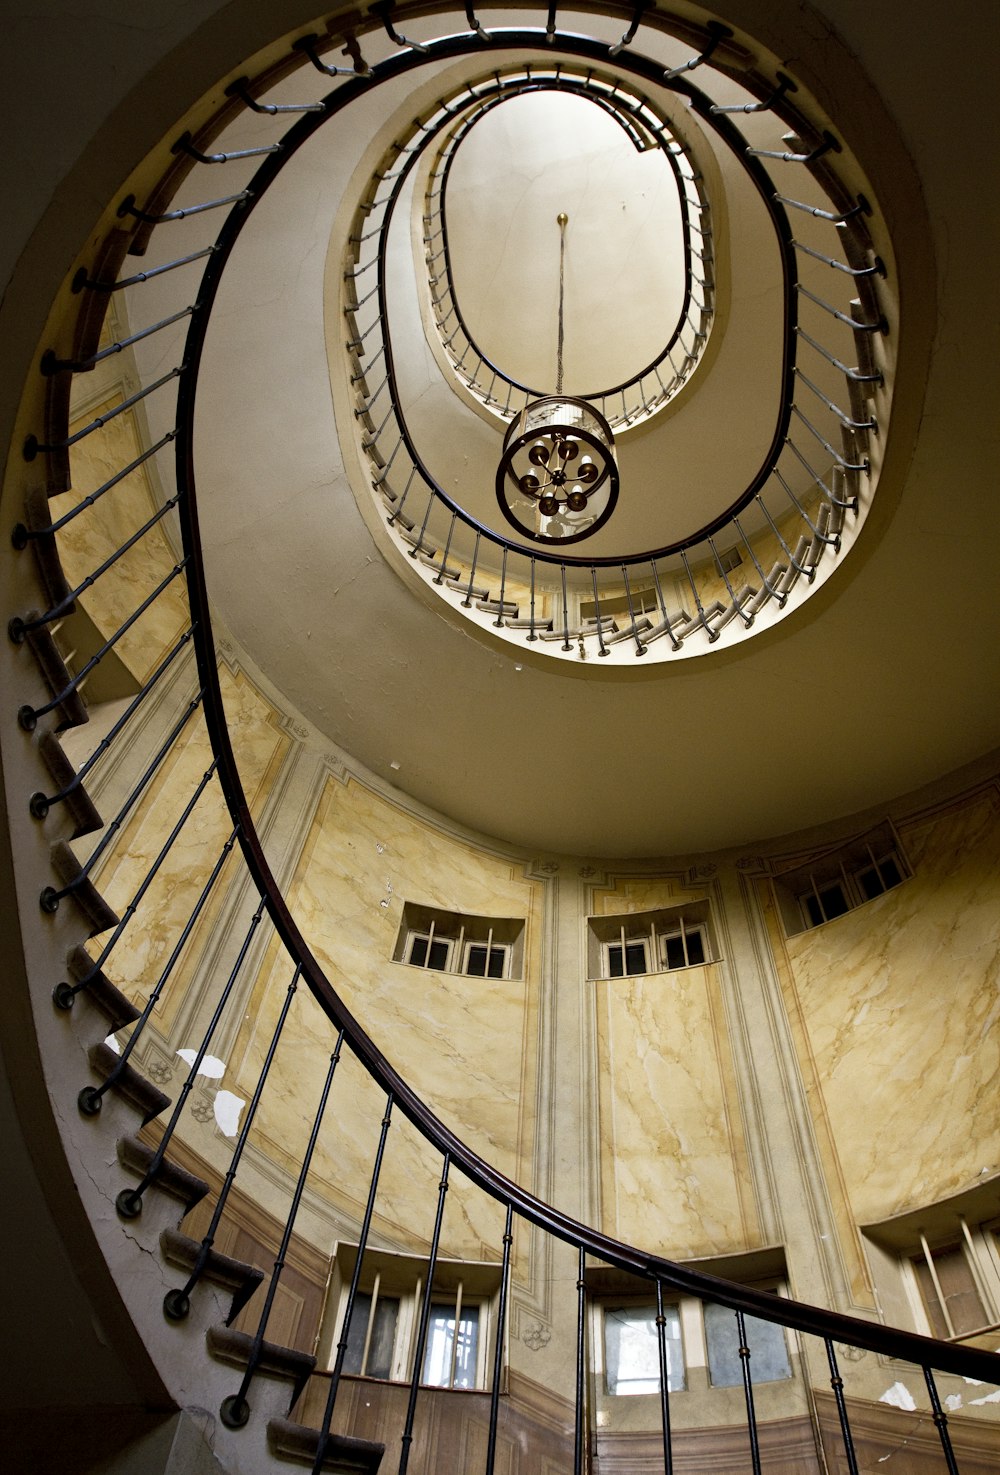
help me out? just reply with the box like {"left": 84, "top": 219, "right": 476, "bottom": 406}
{"left": 819, "top": 883, "right": 848, "bottom": 920}
{"left": 409, "top": 936, "right": 429, "bottom": 967}
{"left": 704, "top": 1303, "right": 791, "bottom": 1387}
{"left": 879, "top": 855, "right": 902, "bottom": 889}
{"left": 624, "top": 942, "right": 647, "bottom": 975}
{"left": 608, "top": 945, "right": 625, "bottom": 978}
{"left": 664, "top": 934, "right": 685, "bottom": 970}
{"left": 856, "top": 865, "right": 885, "bottom": 901}
{"left": 342, "top": 1292, "right": 372, "bottom": 1375}
{"left": 487, "top": 947, "right": 505, "bottom": 978}
{"left": 428, "top": 939, "right": 450, "bottom": 969}
{"left": 604, "top": 1304, "right": 683, "bottom": 1394}
{"left": 422, "top": 1303, "right": 480, "bottom": 1388}
{"left": 466, "top": 945, "right": 488, "bottom": 976}
{"left": 914, "top": 1246, "right": 987, "bottom": 1337}
{"left": 685, "top": 929, "right": 706, "bottom": 965}
{"left": 366, "top": 1296, "right": 400, "bottom": 1379}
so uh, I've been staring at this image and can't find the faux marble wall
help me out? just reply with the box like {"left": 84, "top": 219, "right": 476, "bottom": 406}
{"left": 768, "top": 787, "right": 1000, "bottom": 1225}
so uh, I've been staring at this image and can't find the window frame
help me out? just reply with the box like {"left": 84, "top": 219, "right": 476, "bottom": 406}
{"left": 905, "top": 1225, "right": 999, "bottom": 1342}
{"left": 773, "top": 823, "right": 910, "bottom": 937}
{"left": 589, "top": 903, "right": 716, "bottom": 981}
{"left": 394, "top": 903, "right": 524, "bottom": 980}
{"left": 599, "top": 1297, "right": 686, "bottom": 1396}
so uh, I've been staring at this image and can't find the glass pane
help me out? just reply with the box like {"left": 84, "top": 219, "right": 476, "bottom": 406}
{"left": 686, "top": 929, "right": 706, "bottom": 965}
{"left": 664, "top": 934, "right": 685, "bottom": 970}
{"left": 856, "top": 865, "right": 885, "bottom": 901}
{"left": 880, "top": 855, "right": 903, "bottom": 889}
{"left": 604, "top": 1304, "right": 684, "bottom": 1394}
{"left": 422, "top": 1303, "right": 480, "bottom": 1388}
{"left": 624, "top": 942, "right": 647, "bottom": 975}
{"left": 704, "top": 1303, "right": 791, "bottom": 1387}
{"left": 466, "top": 945, "right": 488, "bottom": 976}
{"left": 428, "top": 939, "right": 450, "bottom": 969}
{"left": 342, "top": 1291, "right": 372, "bottom": 1375}
{"left": 365, "top": 1296, "right": 400, "bottom": 1379}
{"left": 916, "top": 1246, "right": 987, "bottom": 1337}
{"left": 608, "top": 945, "right": 625, "bottom": 978}
{"left": 820, "top": 883, "right": 848, "bottom": 920}
{"left": 487, "top": 947, "right": 506, "bottom": 978}
{"left": 409, "top": 936, "right": 429, "bottom": 967}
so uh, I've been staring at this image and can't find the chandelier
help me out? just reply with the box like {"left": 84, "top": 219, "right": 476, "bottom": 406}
{"left": 495, "top": 214, "right": 619, "bottom": 544}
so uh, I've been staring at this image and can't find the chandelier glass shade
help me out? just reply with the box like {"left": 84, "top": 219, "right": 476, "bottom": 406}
{"left": 495, "top": 396, "right": 619, "bottom": 544}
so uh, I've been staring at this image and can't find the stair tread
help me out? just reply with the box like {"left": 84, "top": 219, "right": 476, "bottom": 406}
{"left": 117, "top": 1132, "right": 209, "bottom": 1210}
{"left": 37, "top": 731, "right": 103, "bottom": 838}
{"left": 268, "top": 1417, "right": 384, "bottom": 1472}
{"left": 66, "top": 945, "right": 140, "bottom": 1027}
{"left": 160, "top": 1227, "right": 265, "bottom": 1298}
{"left": 89, "top": 1040, "right": 170, "bottom": 1122}
{"left": 207, "top": 1325, "right": 315, "bottom": 1389}
{"left": 49, "top": 838, "right": 119, "bottom": 936}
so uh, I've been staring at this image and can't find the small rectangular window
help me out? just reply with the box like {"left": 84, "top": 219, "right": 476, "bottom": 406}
{"left": 464, "top": 943, "right": 508, "bottom": 978}
{"left": 703, "top": 1301, "right": 791, "bottom": 1387}
{"left": 802, "top": 880, "right": 848, "bottom": 928}
{"left": 604, "top": 1303, "right": 684, "bottom": 1394}
{"left": 422, "top": 1303, "right": 481, "bottom": 1389}
{"left": 408, "top": 933, "right": 452, "bottom": 970}
{"left": 912, "top": 1244, "right": 988, "bottom": 1339}
{"left": 608, "top": 940, "right": 649, "bottom": 978}
{"left": 343, "top": 1292, "right": 401, "bottom": 1379}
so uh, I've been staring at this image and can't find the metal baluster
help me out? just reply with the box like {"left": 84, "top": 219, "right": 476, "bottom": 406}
{"left": 679, "top": 549, "right": 719, "bottom": 643}
{"left": 560, "top": 566, "right": 572, "bottom": 652}
{"left": 461, "top": 533, "right": 482, "bottom": 607}
{"left": 399, "top": 1154, "right": 451, "bottom": 1475}
{"left": 385, "top": 464, "right": 417, "bottom": 525}
{"left": 116, "top": 190, "right": 252, "bottom": 225}
{"left": 311, "top": 1095, "right": 395, "bottom": 1475}
{"left": 42, "top": 307, "right": 195, "bottom": 375}
{"left": 664, "top": 21, "right": 731, "bottom": 79}
{"left": 649, "top": 560, "right": 682, "bottom": 650}
{"left": 12, "top": 431, "right": 177, "bottom": 547}
{"left": 294, "top": 31, "right": 371, "bottom": 78}
{"left": 24, "top": 368, "right": 182, "bottom": 460}
{"left": 527, "top": 557, "right": 538, "bottom": 640}
{"left": 433, "top": 515, "right": 457, "bottom": 585}
{"left": 220, "top": 1032, "right": 346, "bottom": 1428}
{"left": 824, "top": 1338, "right": 860, "bottom": 1475}
{"left": 78, "top": 824, "right": 241, "bottom": 1116}
{"left": 923, "top": 1366, "right": 961, "bottom": 1475}
{"left": 735, "top": 1309, "right": 763, "bottom": 1475}
{"left": 40, "top": 692, "right": 204, "bottom": 912}
{"left": 18, "top": 559, "right": 190, "bottom": 731}
{"left": 495, "top": 547, "right": 508, "bottom": 626}
{"left": 621, "top": 565, "right": 647, "bottom": 655}
{"left": 29, "top": 625, "right": 196, "bottom": 819}
{"left": 708, "top": 536, "right": 753, "bottom": 628}
{"left": 590, "top": 569, "right": 608, "bottom": 657}
{"left": 655, "top": 1282, "right": 674, "bottom": 1475}
{"left": 574, "top": 1247, "right": 586, "bottom": 1475}
{"left": 225, "top": 76, "right": 325, "bottom": 114}
{"left": 72, "top": 248, "right": 216, "bottom": 294}
{"left": 733, "top": 517, "right": 786, "bottom": 609}
{"left": 485, "top": 1204, "right": 514, "bottom": 1475}
{"left": 164, "top": 965, "right": 303, "bottom": 1322}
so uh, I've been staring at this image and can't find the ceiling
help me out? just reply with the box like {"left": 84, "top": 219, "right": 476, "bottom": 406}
{"left": 136, "top": 1, "right": 998, "bottom": 858}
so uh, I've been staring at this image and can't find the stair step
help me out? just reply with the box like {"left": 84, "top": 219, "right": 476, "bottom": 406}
{"left": 89, "top": 1041, "right": 170, "bottom": 1123}
{"left": 36, "top": 731, "right": 103, "bottom": 838}
{"left": 20, "top": 484, "right": 74, "bottom": 610}
{"left": 160, "top": 1228, "right": 264, "bottom": 1324}
{"left": 48, "top": 838, "right": 119, "bottom": 936}
{"left": 207, "top": 1325, "right": 315, "bottom": 1403}
{"left": 24, "top": 622, "right": 88, "bottom": 730}
{"left": 117, "top": 1133, "right": 210, "bottom": 1211}
{"left": 65, "top": 945, "right": 140, "bottom": 1028}
{"left": 268, "top": 1417, "right": 384, "bottom": 1472}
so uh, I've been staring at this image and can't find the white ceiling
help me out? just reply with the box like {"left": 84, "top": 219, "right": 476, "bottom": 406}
{"left": 142, "top": 2, "right": 999, "bottom": 858}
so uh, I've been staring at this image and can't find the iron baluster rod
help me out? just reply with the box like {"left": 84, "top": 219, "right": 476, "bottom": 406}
{"left": 344, "top": 254, "right": 379, "bottom": 280}
{"left": 72, "top": 246, "right": 217, "bottom": 294}
{"left": 116, "top": 190, "right": 251, "bottom": 225}
{"left": 53, "top": 754, "right": 217, "bottom": 1009}
{"left": 824, "top": 1338, "right": 860, "bottom": 1475}
{"left": 350, "top": 342, "right": 385, "bottom": 384}
{"left": 655, "top": 1282, "right": 675, "bottom": 1475}
{"left": 433, "top": 514, "right": 457, "bottom": 584}
{"left": 355, "top": 373, "right": 389, "bottom": 416}
{"left": 345, "top": 316, "right": 382, "bottom": 352}
{"left": 461, "top": 532, "right": 482, "bottom": 606}
{"left": 18, "top": 558, "right": 190, "bottom": 730}
{"left": 711, "top": 72, "right": 795, "bottom": 114}
{"left": 622, "top": 565, "right": 647, "bottom": 654}
{"left": 409, "top": 488, "right": 435, "bottom": 557}
{"left": 747, "top": 131, "right": 838, "bottom": 165}
{"left": 795, "top": 325, "right": 883, "bottom": 384}
{"left": 172, "top": 133, "right": 281, "bottom": 164}
{"left": 294, "top": 32, "right": 371, "bottom": 79}
{"left": 773, "top": 466, "right": 840, "bottom": 545}
{"left": 735, "top": 1309, "right": 763, "bottom": 1475}
{"left": 664, "top": 21, "right": 731, "bottom": 79}
{"left": 465, "top": 4, "right": 492, "bottom": 41}
{"left": 485, "top": 1203, "right": 514, "bottom": 1475}
{"left": 791, "top": 406, "right": 870, "bottom": 472}
{"left": 923, "top": 1366, "right": 961, "bottom": 1475}
{"left": 40, "top": 690, "right": 205, "bottom": 911}
{"left": 545, "top": 3, "right": 558, "bottom": 44}
{"left": 311, "top": 1094, "right": 395, "bottom": 1475}
{"left": 527, "top": 557, "right": 538, "bottom": 640}
{"left": 375, "top": 0, "right": 430, "bottom": 54}
{"left": 783, "top": 440, "right": 857, "bottom": 510}
{"left": 775, "top": 191, "right": 870, "bottom": 225}
{"left": 10, "top": 492, "right": 181, "bottom": 641}
{"left": 164, "top": 965, "right": 302, "bottom": 1322}
{"left": 709, "top": 536, "right": 753, "bottom": 627}
{"left": 794, "top": 366, "right": 877, "bottom": 430}
{"left": 591, "top": 569, "right": 609, "bottom": 656}
{"left": 225, "top": 76, "right": 325, "bottom": 114}
{"left": 387, "top": 465, "right": 418, "bottom": 527}
{"left": 78, "top": 825, "right": 241, "bottom": 1116}
{"left": 398, "top": 1153, "right": 452, "bottom": 1475}
{"left": 117, "top": 895, "right": 270, "bottom": 1222}
{"left": 574, "top": 1246, "right": 586, "bottom": 1475}
{"left": 372, "top": 435, "right": 403, "bottom": 487}
{"left": 12, "top": 431, "right": 177, "bottom": 546}
{"left": 361, "top": 403, "right": 395, "bottom": 448}
{"left": 609, "top": 0, "right": 648, "bottom": 57}
{"left": 733, "top": 516, "right": 786, "bottom": 607}
{"left": 756, "top": 494, "right": 811, "bottom": 579}
{"left": 42, "top": 308, "right": 194, "bottom": 376}
{"left": 792, "top": 237, "right": 884, "bottom": 277}
{"left": 560, "top": 566, "right": 571, "bottom": 652}
{"left": 680, "top": 549, "right": 719, "bottom": 642}
{"left": 29, "top": 625, "right": 196, "bottom": 819}
{"left": 220, "top": 1032, "right": 345, "bottom": 1429}
{"left": 650, "top": 560, "right": 682, "bottom": 650}
{"left": 494, "top": 546, "right": 508, "bottom": 627}
{"left": 24, "top": 368, "right": 182, "bottom": 460}
{"left": 797, "top": 283, "right": 886, "bottom": 333}
{"left": 347, "top": 280, "right": 380, "bottom": 311}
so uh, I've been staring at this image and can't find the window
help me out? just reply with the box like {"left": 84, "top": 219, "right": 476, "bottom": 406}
{"left": 394, "top": 903, "right": 524, "bottom": 979}
{"left": 321, "top": 1244, "right": 501, "bottom": 1392}
{"left": 588, "top": 903, "right": 716, "bottom": 980}
{"left": 772, "top": 823, "right": 909, "bottom": 936}
{"left": 703, "top": 1301, "right": 791, "bottom": 1387}
{"left": 910, "top": 1234, "right": 993, "bottom": 1340}
{"left": 603, "top": 1302, "right": 685, "bottom": 1394}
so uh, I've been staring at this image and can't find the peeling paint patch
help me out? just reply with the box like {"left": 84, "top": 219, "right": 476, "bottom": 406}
{"left": 964, "top": 1377, "right": 984, "bottom": 1385}
{"left": 176, "top": 1049, "right": 226, "bottom": 1078}
{"left": 104, "top": 1034, "right": 121, "bottom": 1055}
{"left": 879, "top": 1382, "right": 916, "bottom": 1411}
{"left": 213, "top": 1090, "right": 245, "bottom": 1137}
{"left": 969, "top": 1389, "right": 1000, "bottom": 1406}
{"left": 945, "top": 1393, "right": 963, "bottom": 1411}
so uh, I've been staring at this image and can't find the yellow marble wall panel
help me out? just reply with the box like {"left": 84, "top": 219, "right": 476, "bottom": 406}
{"left": 225, "top": 773, "right": 542, "bottom": 1263}
{"left": 777, "top": 791, "right": 1000, "bottom": 1225}
{"left": 595, "top": 965, "right": 753, "bottom": 1258}
{"left": 591, "top": 876, "right": 709, "bottom": 916}
{"left": 88, "top": 665, "right": 289, "bottom": 1026}
{"left": 51, "top": 394, "right": 188, "bottom": 681}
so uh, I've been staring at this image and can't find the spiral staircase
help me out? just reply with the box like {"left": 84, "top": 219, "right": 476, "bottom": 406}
{"left": 2, "top": 2, "right": 1000, "bottom": 1473}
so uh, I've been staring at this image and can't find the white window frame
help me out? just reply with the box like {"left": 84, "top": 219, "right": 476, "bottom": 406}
{"left": 597, "top": 1297, "right": 686, "bottom": 1396}
{"left": 903, "top": 1222, "right": 1000, "bottom": 1342}
{"left": 406, "top": 922, "right": 455, "bottom": 972}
